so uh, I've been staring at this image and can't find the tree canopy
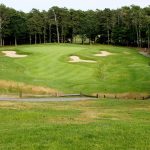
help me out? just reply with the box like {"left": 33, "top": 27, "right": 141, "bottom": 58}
{"left": 0, "top": 4, "right": 150, "bottom": 48}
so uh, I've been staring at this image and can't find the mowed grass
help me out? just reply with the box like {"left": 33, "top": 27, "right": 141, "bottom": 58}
{"left": 0, "top": 44, "right": 150, "bottom": 94}
{"left": 0, "top": 99, "right": 150, "bottom": 149}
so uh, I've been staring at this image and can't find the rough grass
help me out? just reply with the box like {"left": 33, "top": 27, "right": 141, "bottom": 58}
{"left": 0, "top": 80, "right": 61, "bottom": 96}
{"left": 0, "top": 44, "right": 150, "bottom": 94}
{"left": 0, "top": 99, "right": 150, "bottom": 149}
{"left": 93, "top": 92, "right": 150, "bottom": 100}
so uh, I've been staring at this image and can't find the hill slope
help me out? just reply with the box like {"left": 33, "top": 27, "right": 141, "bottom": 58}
{"left": 0, "top": 44, "right": 150, "bottom": 94}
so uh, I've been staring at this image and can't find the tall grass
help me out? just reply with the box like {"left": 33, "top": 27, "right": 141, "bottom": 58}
{"left": 0, "top": 80, "right": 61, "bottom": 96}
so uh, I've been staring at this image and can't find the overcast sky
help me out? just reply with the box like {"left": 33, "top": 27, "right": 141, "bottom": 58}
{"left": 0, "top": 0, "right": 150, "bottom": 12}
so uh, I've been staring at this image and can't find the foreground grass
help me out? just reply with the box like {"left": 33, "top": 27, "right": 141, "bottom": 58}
{"left": 0, "top": 99, "right": 150, "bottom": 149}
{"left": 0, "top": 44, "right": 150, "bottom": 94}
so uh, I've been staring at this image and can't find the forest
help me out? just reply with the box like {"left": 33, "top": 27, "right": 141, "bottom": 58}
{"left": 0, "top": 4, "right": 150, "bottom": 48}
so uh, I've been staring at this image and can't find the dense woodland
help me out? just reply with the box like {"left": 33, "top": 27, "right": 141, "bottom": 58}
{"left": 0, "top": 4, "right": 150, "bottom": 48}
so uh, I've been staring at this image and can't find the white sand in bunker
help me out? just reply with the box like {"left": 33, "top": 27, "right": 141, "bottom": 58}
{"left": 69, "top": 56, "right": 96, "bottom": 63}
{"left": 123, "top": 51, "right": 130, "bottom": 55}
{"left": 94, "top": 51, "right": 113, "bottom": 57}
{"left": 2, "top": 51, "right": 27, "bottom": 58}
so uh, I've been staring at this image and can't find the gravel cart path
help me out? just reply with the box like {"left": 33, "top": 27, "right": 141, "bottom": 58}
{"left": 0, "top": 97, "right": 96, "bottom": 102}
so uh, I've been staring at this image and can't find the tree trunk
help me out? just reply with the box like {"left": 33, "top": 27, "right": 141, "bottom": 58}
{"left": 71, "top": 28, "right": 73, "bottom": 43}
{"left": 39, "top": 34, "right": 41, "bottom": 44}
{"left": 107, "top": 30, "right": 109, "bottom": 45}
{"left": 64, "top": 35, "right": 66, "bottom": 43}
{"left": 89, "top": 38, "right": 91, "bottom": 45}
{"left": 136, "top": 26, "right": 139, "bottom": 47}
{"left": 44, "top": 28, "right": 46, "bottom": 44}
{"left": 61, "top": 26, "right": 64, "bottom": 43}
{"left": 2, "top": 38, "right": 5, "bottom": 46}
{"left": 74, "top": 36, "right": 76, "bottom": 43}
{"left": 136, "top": 31, "right": 139, "bottom": 47}
{"left": 56, "top": 22, "right": 60, "bottom": 43}
{"left": 94, "top": 37, "right": 96, "bottom": 43}
{"left": 82, "top": 35, "right": 84, "bottom": 45}
{"left": 107, "top": 30, "right": 110, "bottom": 45}
{"left": 53, "top": 9, "right": 60, "bottom": 43}
{"left": 29, "top": 35, "right": 32, "bottom": 45}
{"left": 82, "top": 38, "right": 84, "bottom": 44}
{"left": 0, "top": 18, "right": 2, "bottom": 46}
{"left": 148, "top": 27, "right": 150, "bottom": 49}
{"left": 15, "top": 36, "right": 17, "bottom": 46}
{"left": 35, "top": 33, "right": 37, "bottom": 44}
{"left": 49, "top": 24, "right": 51, "bottom": 43}
{"left": 139, "top": 28, "right": 141, "bottom": 48}
{"left": 72, "top": 33, "right": 74, "bottom": 43}
{"left": 0, "top": 37, "right": 2, "bottom": 46}
{"left": 106, "top": 16, "right": 111, "bottom": 45}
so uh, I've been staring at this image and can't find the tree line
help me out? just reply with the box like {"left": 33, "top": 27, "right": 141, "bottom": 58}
{"left": 0, "top": 4, "right": 150, "bottom": 48}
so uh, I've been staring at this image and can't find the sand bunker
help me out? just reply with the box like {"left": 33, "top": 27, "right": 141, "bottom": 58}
{"left": 123, "top": 51, "right": 130, "bottom": 55}
{"left": 69, "top": 56, "right": 96, "bottom": 63}
{"left": 2, "top": 51, "right": 27, "bottom": 58}
{"left": 94, "top": 51, "right": 113, "bottom": 57}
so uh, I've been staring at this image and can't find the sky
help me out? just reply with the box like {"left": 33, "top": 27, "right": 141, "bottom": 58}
{"left": 0, "top": 0, "right": 150, "bottom": 12}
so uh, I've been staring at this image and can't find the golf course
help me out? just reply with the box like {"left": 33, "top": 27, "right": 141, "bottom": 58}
{"left": 0, "top": 1, "right": 150, "bottom": 149}
{"left": 0, "top": 44, "right": 150, "bottom": 97}
{"left": 0, "top": 44, "right": 150, "bottom": 149}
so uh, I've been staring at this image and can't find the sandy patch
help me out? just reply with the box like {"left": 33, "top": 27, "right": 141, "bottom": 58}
{"left": 69, "top": 56, "right": 96, "bottom": 63}
{"left": 139, "top": 51, "right": 150, "bottom": 58}
{"left": 2, "top": 51, "right": 27, "bottom": 58}
{"left": 94, "top": 51, "right": 113, "bottom": 57}
{"left": 123, "top": 51, "right": 130, "bottom": 55}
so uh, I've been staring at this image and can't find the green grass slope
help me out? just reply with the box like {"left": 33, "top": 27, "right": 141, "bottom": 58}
{"left": 0, "top": 99, "right": 150, "bottom": 149}
{"left": 0, "top": 44, "right": 150, "bottom": 94}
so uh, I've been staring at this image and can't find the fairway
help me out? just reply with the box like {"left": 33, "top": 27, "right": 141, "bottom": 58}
{"left": 0, "top": 44, "right": 150, "bottom": 95}
{"left": 0, "top": 99, "right": 150, "bottom": 149}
